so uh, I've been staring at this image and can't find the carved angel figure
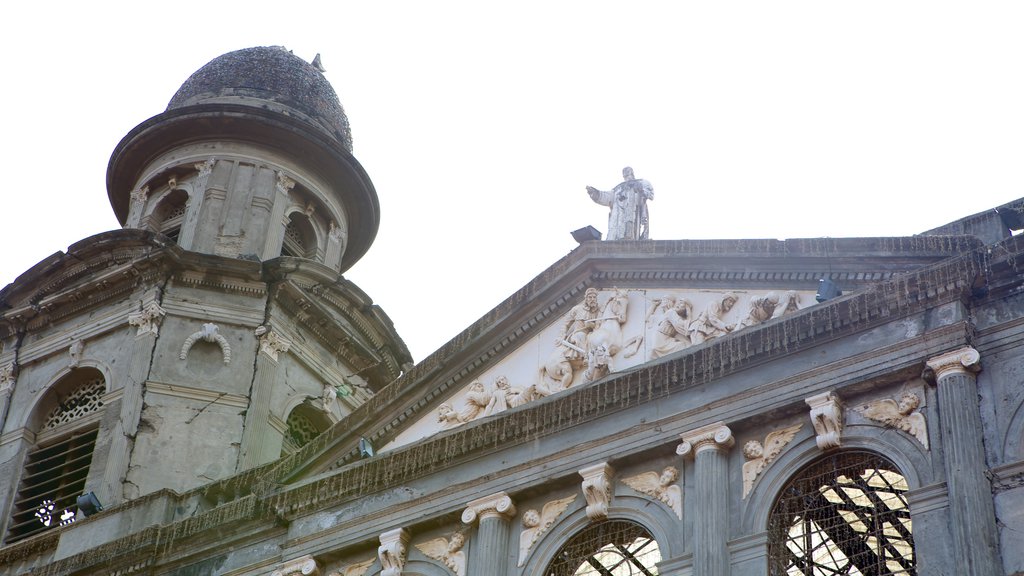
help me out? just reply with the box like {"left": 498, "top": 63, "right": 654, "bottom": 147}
{"left": 415, "top": 533, "right": 466, "bottom": 576}
{"left": 854, "top": 392, "right": 928, "bottom": 449}
{"left": 742, "top": 423, "right": 803, "bottom": 498}
{"left": 518, "top": 495, "right": 576, "bottom": 566}
{"left": 621, "top": 466, "right": 682, "bottom": 520}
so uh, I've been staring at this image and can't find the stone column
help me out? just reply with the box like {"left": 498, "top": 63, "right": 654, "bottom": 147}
{"left": 102, "top": 294, "right": 165, "bottom": 504}
{"left": 925, "top": 347, "right": 1001, "bottom": 575}
{"left": 677, "top": 421, "right": 734, "bottom": 576}
{"left": 238, "top": 327, "right": 291, "bottom": 471}
{"left": 462, "top": 491, "right": 517, "bottom": 576}
{"left": 126, "top": 185, "right": 149, "bottom": 229}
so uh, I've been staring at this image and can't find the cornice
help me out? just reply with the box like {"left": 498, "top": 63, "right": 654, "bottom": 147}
{"left": 145, "top": 382, "right": 248, "bottom": 408}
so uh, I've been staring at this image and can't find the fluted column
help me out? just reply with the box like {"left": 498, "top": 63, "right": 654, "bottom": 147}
{"left": 261, "top": 172, "right": 295, "bottom": 260}
{"left": 463, "top": 491, "right": 516, "bottom": 576}
{"left": 177, "top": 159, "right": 214, "bottom": 250}
{"left": 925, "top": 347, "right": 1001, "bottom": 575}
{"left": 678, "top": 422, "right": 734, "bottom": 576}
{"left": 0, "top": 362, "right": 17, "bottom": 432}
{"left": 238, "top": 326, "right": 291, "bottom": 470}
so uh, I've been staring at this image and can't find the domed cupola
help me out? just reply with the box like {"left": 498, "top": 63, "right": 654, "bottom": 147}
{"left": 107, "top": 46, "right": 378, "bottom": 273}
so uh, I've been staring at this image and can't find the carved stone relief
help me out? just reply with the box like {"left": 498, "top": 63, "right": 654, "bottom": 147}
{"left": 128, "top": 298, "right": 166, "bottom": 337}
{"left": 518, "top": 495, "right": 576, "bottom": 567}
{"left": 579, "top": 462, "right": 614, "bottom": 521}
{"left": 807, "top": 391, "right": 843, "bottom": 450}
{"left": 271, "top": 555, "right": 320, "bottom": 576}
{"left": 331, "top": 558, "right": 375, "bottom": 576}
{"left": 585, "top": 167, "right": 654, "bottom": 241}
{"left": 255, "top": 325, "right": 291, "bottom": 362}
{"left": 68, "top": 339, "right": 85, "bottom": 368}
{"left": 179, "top": 322, "right": 231, "bottom": 364}
{"left": 621, "top": 466, "right": 682, "bottom": 520}
{"left": 462, "top": 492, "right": 516, "bottom": 525}
{"left": 853, "top": 392, "right": 928, "bottom": 449}
{"left": 378, "top": 528, "right": 409, "bottom": 576}
{"left": 742, "top": 423, "right": 803, "bottom": 499}
{"left": 414, "top": 533, "right": 466, "bottom": 576}
{"left": 0, "top": 362, "right": 15, "bottom": 394}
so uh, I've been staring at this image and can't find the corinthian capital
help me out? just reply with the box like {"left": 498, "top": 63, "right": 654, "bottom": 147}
{"left": 924, "top": 347, "right": 981, "bottom": 382}
{"left": 0, "top": 362, "right": 16, "bottom": 393}
{"left": 255, "top": 325, "right": 292, "bottom": 362}
{"left": 128, "top": 299, "right": 166, "bottom": 337}
{"left": 276, "top": 171, "right": 296, "bottom": 196}
{"left": 677, "top": 422, "right": 734, "bottom": 458}
{"left": 462, "top": 491, "right": 516, "bottom": 524}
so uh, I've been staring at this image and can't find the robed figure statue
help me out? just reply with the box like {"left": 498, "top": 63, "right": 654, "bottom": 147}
{"left": 586, "top": 167, "right": 654, "bottom": 240}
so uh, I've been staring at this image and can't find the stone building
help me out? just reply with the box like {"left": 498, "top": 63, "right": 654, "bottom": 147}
{"left": 1, "top": 46, "right": 1023, "bottom": 576}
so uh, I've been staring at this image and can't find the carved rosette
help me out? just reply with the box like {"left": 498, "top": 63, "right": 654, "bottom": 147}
{"left": 925, "top": 346, "right": 981, "bottom": 382}
{"left": 378, "top": 528, "right": 410, "bottom": 576}
{"left": 256, "top": 326, "right": 292, "bottom": 362}
{"left": 677, "top": 422, "right": 735, "bottom": 458}
{"left": 806, "top": 391, "right": 843, "bottom": 450}
{"left": 271, "top": 555, "right": 320, "bottom": 576}
{"left": 128, "top": 300, "right": 166, "bottom": 337}
{"left": 462, "top": 491, "right": 517, "bottom": 524}
{"left": 579, "top": 462, "right": 615, "bottom": 521}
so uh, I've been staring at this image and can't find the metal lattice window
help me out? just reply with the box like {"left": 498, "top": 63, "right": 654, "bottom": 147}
{"left": 545, "top": 520, "right": 661, "bottom": 576}
{"left": 282, "top": 213, "right": 316, "bottom": 259}
{"left": 280, "top": 408, "right": 327, "bottom": 456}
{"left": 42, "top": 377, "right": 104, "bottom": 430}
{"left": 768, "top": 451, "right": 915, "bottom": 575}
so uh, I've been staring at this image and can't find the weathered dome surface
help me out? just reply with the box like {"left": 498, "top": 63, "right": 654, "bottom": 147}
{"left": 167, "top": 46, "right": 352, "bottom": 151}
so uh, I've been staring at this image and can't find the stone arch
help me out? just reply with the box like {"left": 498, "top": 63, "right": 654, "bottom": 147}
{"left": 521, "top": 496, "right": 679, "bottom": 576}
{"left": 741, "top": 424, "right": 932, "bottom": 535}
{"left": 280, "top": 402, "right": 332, "bottom": 456}
{"left": 281, "top": 207, "right": 322, "bottom": 260}
{"left": 1001, "top": 394, "right": 1024, "bottom": 462}
{"left": 143, "top": 184, "right": 191, "bottom": 241}
{"left": 21, "top": 363, "right": 112, "bottom": 434}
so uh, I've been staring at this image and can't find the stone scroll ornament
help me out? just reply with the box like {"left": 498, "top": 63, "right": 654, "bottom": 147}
{"left": 179, "top": 322, "right": 231, "bottom": 364}
{"left": 518, "top": 495, "right": 576, "bottom": 567}
{"left": 806, "top": 391, "right": 843, "bottom": 450}
{"left": 415, "top": 533, "right": 467, "bottom": 576}
{"left": 378, "top": 528, "right": 409, "bottom": 576}
{"left": 621, "top": 466, "right": 682, "bottom": 520}
{"left": 270, "top": 555, "right": 321, "bottom": 576}
{"left": 742, "top": 423, "right": 803, "bottom": 499}
{"left": 579, "top": 462, "right": 615, "bottom": 521}
{"left": 854, "top": 392, "right": 929, "bottom": 449}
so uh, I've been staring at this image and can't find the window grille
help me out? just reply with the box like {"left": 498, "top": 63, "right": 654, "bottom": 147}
{"left": 767, "top": 451, "right": 915, "bottom": 575}
{"left": 545, "top": 520, "right": 661, "bottom": 576}
{"left": 282, "top": 213, "right": 316, "bottom": 259}
{"left": 156, "top": 190, "right": 188, "bottom": 242}
{"left": 281, "top": 409, "right": 323, "bottom": 456}
{"left": 5, "top": 428, "right": 98, "bottom": 543}
{"left": 42, "top": 376, "right": 104, "bottom": 430}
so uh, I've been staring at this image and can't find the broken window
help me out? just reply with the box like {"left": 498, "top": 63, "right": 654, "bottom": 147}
{"left": 768, "top": 451, "right": 915, "bottom": 575}
{"left": 544, "top": 519, "right": 661, "bottom": 576}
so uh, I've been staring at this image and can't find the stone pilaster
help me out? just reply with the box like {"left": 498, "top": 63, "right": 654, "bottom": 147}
{"left": 325, "top": 220, "right": 346, "bottom": 270}
{"left": 677, "top": 421, "right": 734, "bottom": 576}
{"left": 126, "top": 185, "right": 149, "bottom": 228}
{"left": 0, "top": 362, "right": 17, "bottom": 432}
{"left": 462, "top": 491, "right": 516, "bottom": 576}
{"left": 262, "top": 171, "right": 296, "bottom": 260}
{"left": 925, "top": 347, "right": 1001, "bottom": 575}
{"left": 177, "top": 159, "right": 215, "bottom": 250}
{"left": 238, "top": 326, "right": 291, "bottom": 471}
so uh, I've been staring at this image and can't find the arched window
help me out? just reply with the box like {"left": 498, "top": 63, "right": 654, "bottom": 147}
{"left": 5, "top": 369, "right": 105, "bottom": 543}
{"left": 152, "top": 189, "right": 189, "bottom": 243}
{"left": 280, "top": 404, "right": 330, "bottom": 457}
{"left": 767, "top": 451, "right": 915, "bottom": 575}
{"left": 281, "top": 212, "right": 317, "bottom": 259}
{"left": 544, "top": 520, "right": 661, "bottom": 576}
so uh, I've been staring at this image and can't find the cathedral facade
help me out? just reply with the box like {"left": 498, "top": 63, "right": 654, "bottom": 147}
{"left": 1, "top": 47, "right": 1022, "bottom": 576}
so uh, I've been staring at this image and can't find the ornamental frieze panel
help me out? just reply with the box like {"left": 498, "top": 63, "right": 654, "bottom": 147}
{"left": 385, "top": 287, "right": 816, "bottom": 451}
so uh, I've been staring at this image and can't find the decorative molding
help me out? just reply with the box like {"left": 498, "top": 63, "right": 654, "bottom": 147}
{"left": 68, "top": 339, "right": 85, "bottom": 368}
{"left": 179, "top": 322, "right": 231, "bottom": 364}
{"left": 924, "top": 346, "right": 981, "bottom": 382}
{"left": 414, "top": 533, "right": 466, "bottom": 576}
{"left": 677, "top": 421, "right": 734, "bottom": 458}
{"left": 905, "top": 482, "right": 949, "bottom": 515}
{"left": 0, "top": 362, "right": 16, "bottom": 394}
{"left": 462, "top": 492, "right": 516, "bottom": 524}
{"left": 853, "top": 393, "right": 928, "bottom": 449}
{"left": 271, "top": 555, "right": 320, "bottom": 576}
{"left": 518, "top": 495, "right": 575, "bottom": 567}
{"left": 130, "top": 185, "right": 150, "bottom": 205}
{"left": 144, "top": 382, "right": 248, "bottom": 408}
{"left": 378, "top": 528, "right": 409, "bottom": 576}
{"left": 806, "top": 391, "right": 843, "bottom": 450}
{"left": 621, "top": 466, "right": 682, "bottom": 519}
{"left": 256, "top": 326, "right": 292, "bottom": 362}
{"left": 277, "top": 171, "right": 296, "bottom": 196}
{"left": 128, "top": 298, "right": 166, "bottom": 337}
{"left": 579, "top": 462, "right": 614, "bottom": 521}
{"left": 742, "top": 423, "right": 803, "bottom": 498}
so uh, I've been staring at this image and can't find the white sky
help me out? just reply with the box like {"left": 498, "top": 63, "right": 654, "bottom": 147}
{"left": 2, "top": 2, "right": 1023, "bottom": 362}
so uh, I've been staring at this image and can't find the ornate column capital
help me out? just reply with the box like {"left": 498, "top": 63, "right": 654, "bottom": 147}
{"left": 128, "top": 299, "right": 166, "bottom": 337}
{"left": 579, "top": 462, "right": 615, "bottom": 521}
{"left": 276, "top": 171, "right": 296, "bottom": 196}
{"left": 924, "top": 346, "right": 981, "bottom": 382}
{"left": 270, "top": 555, "right": 320, "bottom": 576}
{"left": 0, "top": 362, "right": 16, "bottom": 393}
{"left": 806, "top": 391, "right": 844, "bottom": 450}
{"left": 130, "top": 185, "right": 150, "bottom": 205}
{"left": 256, "top": 326, "right": 292, "bottom": 362}
{"left": 677, "top": 422, "right": 734, "bottom": 458}
{"left": 194, "top": 158, "right": 215, "bottom": 179}
{"left": 462, "top": 491, "right": 516, "bottom": 524}
{"left": 378, "top": 528, "right": 410, "bottom": 576}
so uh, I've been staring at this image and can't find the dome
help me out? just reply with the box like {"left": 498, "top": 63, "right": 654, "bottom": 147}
{"left": 167, "top": 46, "right": 352, "bottom": 151}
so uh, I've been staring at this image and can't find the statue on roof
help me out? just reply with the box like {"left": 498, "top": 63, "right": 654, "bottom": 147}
{"left": 586, "top": 167, "right": 654, "bottom": 240}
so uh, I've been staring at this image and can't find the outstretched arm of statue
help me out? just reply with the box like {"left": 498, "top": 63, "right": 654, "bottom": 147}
{"left": 586, "top": 186, "right": 613, "bottom": 207}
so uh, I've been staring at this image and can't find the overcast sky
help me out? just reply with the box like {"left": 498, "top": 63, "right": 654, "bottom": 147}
{"left": 2, "top": 2, "right": 1023, "bottom": 361}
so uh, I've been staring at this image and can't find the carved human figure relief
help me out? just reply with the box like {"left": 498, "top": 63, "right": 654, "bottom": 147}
{"left": 179, "top": 322, "right": 231, "bottom": 364}
{"left": 585, "top": 166, "right": 654, "bottom": 240}
{"left": 621, "top": 466, "right": 682, "bottom": 520}
{"left": 579, "top": 462, "right": 614, "bottom": 521}
{"left": 734, "top": 292, "right": 780, "bottom": 331}
{"left": 271, "top": 555, "right": 321, "bottom": 576}
{"left": 689, "top": 292, "right": 738, "bottom": 345}
{"left": 518, "top": 495, "right": 576, "bottom": 567}
{"left": 648, "top": 295, "right": 694, "bottom": 360}
{"left": 414, "top": 533, "right": 467, "bottom": 576}
{"left": 742, "top": 423, "right": 803, "bottom": 498}
{"left": 583, "top": 343, "right": 612, "bottom": 383}
{"left": 495, "top": 375, "right": 528, "bottom": 409}
{"left": 457, "top": 380, "right": 491, "bottom": 422}
{"left": 320, "top": 383, "right": 338, "bottom": 413}
{"left": 437, "top": 402, "right": 463, "bottom": 429}
{"left": 68, "top": 340, "right": 85, "bottom": 368}
{"left": 806, "top": 391, "right": 843, "bottom": 450}
{"left": 773, "top": 290, "right": 802, "bottom": 318}
{"left": 378, "top": 528, "right": 409, "bottom": 576}
{"left": 854, "top": 392, "right": 929, "bottom": 449}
